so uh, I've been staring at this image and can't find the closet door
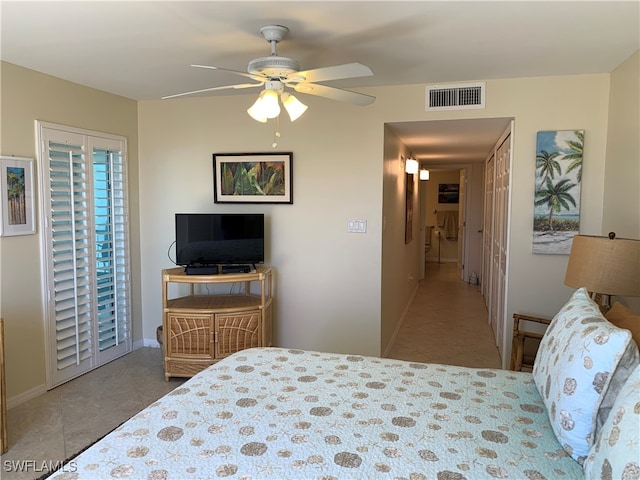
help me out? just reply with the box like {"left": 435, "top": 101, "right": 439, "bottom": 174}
{"left": 482, "top": 155, "right": 494, "bottom": 304}
{"left": 491, "top": 133, "right": 511, "bottom": 359}
{"left": 482, "top": 122, "right": 513, "bottom": 365}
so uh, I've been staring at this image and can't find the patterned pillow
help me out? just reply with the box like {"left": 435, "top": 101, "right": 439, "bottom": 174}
{"left": 532, "top": 288, "right": 639, "bottom": 464}
{"left": 583, "top": 364, "right": 640, "bottom": 479}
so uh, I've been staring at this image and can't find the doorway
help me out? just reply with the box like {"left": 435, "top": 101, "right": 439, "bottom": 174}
{"left": 385, "top": 117, "right": 514, "bottom": 362}
{"left": 419, "top": 165, "right": 484, "bottom": 285}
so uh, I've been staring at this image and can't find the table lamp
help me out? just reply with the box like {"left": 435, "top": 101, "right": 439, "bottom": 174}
{"left": 564, "top": 232, "right": 640, "bottom": 312}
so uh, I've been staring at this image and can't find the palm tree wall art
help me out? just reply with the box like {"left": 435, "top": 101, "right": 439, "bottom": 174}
{"left": 6, "top": 168, "right": 27, "bottom": 225}
{"left": 533, "top": 130, "right": 584, "bottom": 254}
{"left": 1, "top": 156, "right": 35, "bottom": 236}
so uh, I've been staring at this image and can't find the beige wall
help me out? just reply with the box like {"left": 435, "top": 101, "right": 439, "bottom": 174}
{"left": 140, "top": 72, "right": 615, "bottom": 369}
{"left": 3, "top": 52, "right": 637, "bottom": 403}
{"left": 0, "top": 62, "right": 139, "bottom": 402}
{"left": 380, "top": 126, "right": 418, "bottom": 354}
{"left": 603, "top": 50, "right": 640, "bottom": 312}
{"left": 138, "top": 92, "right": 384, "bottom": 358}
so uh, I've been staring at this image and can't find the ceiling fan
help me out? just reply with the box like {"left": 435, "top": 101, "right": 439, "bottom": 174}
{"left": 162, "top": 25, "right": 376, "bottom": 123}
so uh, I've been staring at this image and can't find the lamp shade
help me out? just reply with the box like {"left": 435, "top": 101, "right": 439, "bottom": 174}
{"left": 247, "top": 90, "right": 281, "bottom": 122}
{"left": 281, "top": 92, "right": 308, "bottom": 121}
{"left": 564, "top": 234, "right": 640, "bottom": 296}
{"left": 247, "top": 94, "right": 268, "bottom": 122}
{"left": 260, "top": 90, "right": 281, "bottom": 118}
{"left": 405, "top": 158, "right": 419, "bottom": 174}
{"left": 419, "top": 169, "right": 430, "bottom": 180}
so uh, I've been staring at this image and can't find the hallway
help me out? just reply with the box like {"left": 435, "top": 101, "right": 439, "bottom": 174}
{"left": 386, "top": 262, "right": 502, "bottom": 368}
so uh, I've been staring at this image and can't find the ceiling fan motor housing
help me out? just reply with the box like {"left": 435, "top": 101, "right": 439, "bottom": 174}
{"left": 247, "top": 56, "right": 300, "bottom": 78}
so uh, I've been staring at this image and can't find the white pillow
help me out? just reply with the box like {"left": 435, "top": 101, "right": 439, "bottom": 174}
{"left": 532, "top": 288, "right": 639, "bottom": 464}
{"left": 584, "top": 364, "right": 640, "bottom": 478}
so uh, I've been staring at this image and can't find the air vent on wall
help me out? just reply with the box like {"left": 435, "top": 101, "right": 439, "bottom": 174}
{"left": 426, "top": 82, "right": 485, "bottom": 111}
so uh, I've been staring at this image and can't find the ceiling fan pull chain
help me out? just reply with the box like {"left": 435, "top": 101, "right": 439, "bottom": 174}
{"left": 272, "top": 117, "right": 281, "bottom": 148}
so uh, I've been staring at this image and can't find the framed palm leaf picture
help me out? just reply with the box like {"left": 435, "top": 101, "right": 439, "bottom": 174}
{"left": 213, "top": 152, "right": 293, "bottom": 204}
{"left": 533, "top": 130, "right": 583, "bottom": 254}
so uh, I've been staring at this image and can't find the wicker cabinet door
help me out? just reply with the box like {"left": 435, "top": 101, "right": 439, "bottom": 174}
{"left": 215, "top": 311, "right": 261, "bottom": 359}
{"left": 165, "top": 313, "right": 215, "bottom": 378}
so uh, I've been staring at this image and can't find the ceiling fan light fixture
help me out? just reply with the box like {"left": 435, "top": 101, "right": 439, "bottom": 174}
{"left": 261, "top": 89, "right": 281, "bottom": 118}
{"left": 281, "top": 92, "right": 308, "bottom": 121}
{"left": 247, "top": 90, "right": 281, "bottom": 122}
{"left": 247, "top": 94, "right": 268, "bottom": 123}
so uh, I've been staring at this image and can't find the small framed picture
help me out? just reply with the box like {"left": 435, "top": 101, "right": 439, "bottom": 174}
{"left": 438, "top": 183, "right": 459, "bottom": 204}
{"left": 213, "top": 152, "right": 293, "bottom": 204}
{"left": 0, "top": 156, "right": 35, "bottom": 236}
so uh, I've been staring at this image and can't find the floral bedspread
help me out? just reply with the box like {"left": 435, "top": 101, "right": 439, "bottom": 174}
{"left": 49, "top": 347, "right": 583, "bottom": 479}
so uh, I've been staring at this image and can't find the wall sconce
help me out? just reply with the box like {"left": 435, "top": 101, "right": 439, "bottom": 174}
{"left": 419, "top": 168, "right": 430, "bottom": 180}
{"left": 405, "top": 158, "right": 419, "bottom": 174}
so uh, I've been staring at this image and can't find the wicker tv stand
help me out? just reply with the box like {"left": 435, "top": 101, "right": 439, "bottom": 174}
{"left": 161, "top": 266, "right": 273, "bottom": 380}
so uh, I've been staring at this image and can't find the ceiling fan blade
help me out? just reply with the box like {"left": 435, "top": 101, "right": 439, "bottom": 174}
{"left": 191, "top": 64, "right": 267, "bottom": 82}
{"left": 289, "top": 63, "right": 373, "bottom": 84}
{"left": 162, "top": 83, "right": 262, "bottom": 100}
{"left": 293, "top": 83, "right": 375, "bottom": 106}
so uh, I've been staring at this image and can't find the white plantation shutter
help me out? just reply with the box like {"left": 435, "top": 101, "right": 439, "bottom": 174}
{"left": 38, "top": 123, "right": 131, "bottom": 388}
{"left": 90, "top": 139, "right": 130, "bottom": 363}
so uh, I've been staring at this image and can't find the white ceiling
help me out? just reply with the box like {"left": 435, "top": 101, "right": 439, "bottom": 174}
{"left": 2, "top": 1, "right": 638, "bottom": 163}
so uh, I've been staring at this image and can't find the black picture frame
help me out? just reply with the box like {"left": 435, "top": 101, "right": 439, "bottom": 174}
{"left": 213, "top": 152, "right": 293, "bottom": 204}
{"left": 438, "top": 183, "right": 459, "bottom": 204}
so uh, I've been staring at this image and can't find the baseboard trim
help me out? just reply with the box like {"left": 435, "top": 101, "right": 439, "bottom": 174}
{"left": 135, "top": 338, "right": 161, "bottom": 349}
{"left": 382, "top": 282, "right": 420, "bottom": 358}
{"left": 7, "top": 383, "right": 47, "bottom": 410}
{"left": 425, "top": 258, "right": 458, "bottom": 263}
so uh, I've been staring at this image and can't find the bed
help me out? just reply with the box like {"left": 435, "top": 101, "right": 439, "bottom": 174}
{"left": 48, "top": 289, "right": 640, "bottom": 480}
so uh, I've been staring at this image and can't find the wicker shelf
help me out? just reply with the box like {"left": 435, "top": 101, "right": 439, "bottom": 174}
{"left": 162, "top": 267, "right": 273, "bottom": 380}
{"left": 510, "top": 313, "right": 550, "bottom": 372}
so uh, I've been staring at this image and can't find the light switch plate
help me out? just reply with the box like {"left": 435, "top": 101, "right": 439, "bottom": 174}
{"left": 348, "top": 219, "right": 367, "bottom": 233}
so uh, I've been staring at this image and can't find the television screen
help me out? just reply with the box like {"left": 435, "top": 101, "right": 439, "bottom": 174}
{"left": 175, "top": 213, "right": 264, "bottom": 267}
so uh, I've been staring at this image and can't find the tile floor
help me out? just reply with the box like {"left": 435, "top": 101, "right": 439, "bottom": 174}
{"left": 1, "top": 262, "right": 500, "bottom": 479}
{"left": 1, "top": 348, "right": 186, "bottom": 480}
{"left": 387, "top": 262, "right": 501, "bottom": 368}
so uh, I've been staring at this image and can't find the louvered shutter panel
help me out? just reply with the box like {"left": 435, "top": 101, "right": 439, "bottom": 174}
{"left": 39, "top": 124, "right": 131, "bottom": 387}
{"left": 90, "top": 139, "right": 131, "bottom": 364}
{"left": 43, "top": 130, "right": 94, "bottom": 383}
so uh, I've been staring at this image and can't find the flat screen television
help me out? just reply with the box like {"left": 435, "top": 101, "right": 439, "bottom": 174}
{"left": 175, "top": 213, "right": 264, "bottom": 270}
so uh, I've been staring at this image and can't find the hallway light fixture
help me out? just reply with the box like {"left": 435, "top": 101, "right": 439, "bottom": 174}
{"left": 405, "top": 157, "right": 419, "bottom": 174}
{"left": 247, "top": 81, "right": 308, "bottom": 123}
{"left": 419, "top": 168, "right": 430, "bottom": 180}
